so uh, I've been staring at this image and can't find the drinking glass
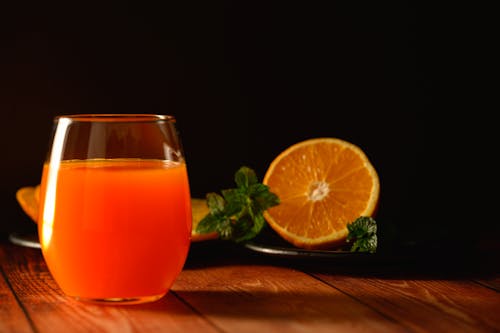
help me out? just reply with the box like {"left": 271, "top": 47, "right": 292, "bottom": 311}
{"left": 38, "top": 114, "right": 192, "bottom": 304}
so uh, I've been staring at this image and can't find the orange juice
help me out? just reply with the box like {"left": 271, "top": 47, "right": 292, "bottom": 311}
{"left": 38, "top": 159, "right": 192, "bottom": 301}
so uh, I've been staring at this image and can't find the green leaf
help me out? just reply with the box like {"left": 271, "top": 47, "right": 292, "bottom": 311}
{"left": 216, "top": 217, "right": 234, "bottom": 240}
{"left": 196, "top": 214, "right": 220, "bottom": 234}
{"left": 206, "top": 192, "right": 225, "bottom": 214}
{"left": 234, "top": 166, "right": 258, "bottom": 189}
{"left": 253, "top": 187, "right": 280, "bottom": 211}
{"left": 346, "top": 216, "right": 378, "bottom": 253}
{"left": 195, "top": 166, "right": 280, "bottom": 243}
{"left": 248, "top": 213, "right": 266, "bottom": 239}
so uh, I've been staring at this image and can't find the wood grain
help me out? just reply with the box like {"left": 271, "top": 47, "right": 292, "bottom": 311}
{"left": 314, "top": 273, "right": 500, "bottom": 333}
{"left": 0, "top": 267, "right": 33, "bottom": 333}
{"left": 172, "top": 265, "right": 408, "bottom": 333}
{"left": 2, "top": 239, "right": 499, "bottom": 333}
{"left": 1, "top": 243, "right": 218, "bottom": 333}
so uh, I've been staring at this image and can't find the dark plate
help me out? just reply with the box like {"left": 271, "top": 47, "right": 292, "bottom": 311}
{"left": 9, "top": 232, "right": 41, "bottom": 249}
{"left": 242, "top": 227, "right": 414, "bottom": 264}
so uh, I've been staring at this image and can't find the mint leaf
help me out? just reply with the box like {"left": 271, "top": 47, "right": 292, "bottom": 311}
{"left": 234, "top": 166, "right": 258, "bottom": 188}
{"left": 195, "top": 166, "right": 280, "bottom": 242}
{"left": 206, "top": 192, "right": 225, "bottom": 214}
{"left": 346, "top": 216, "right": 378, "bottom": 253}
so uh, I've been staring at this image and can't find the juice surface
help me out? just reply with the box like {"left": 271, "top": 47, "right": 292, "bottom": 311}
{"left": 38, "top": 159, "right": 192, "bottom": 300}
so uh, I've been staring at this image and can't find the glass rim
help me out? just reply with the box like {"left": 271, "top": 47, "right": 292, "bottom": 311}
{"left": 54, "top": 114, "right": 176, "bottom": 123}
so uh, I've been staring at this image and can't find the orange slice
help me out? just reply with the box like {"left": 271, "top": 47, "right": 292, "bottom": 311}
{"left": 16, "top": 185, "right": 40, "bottom": 223}
{"left": 263, "top": 137, "right": 380, "bottom": 249}
{"left": 16, "top": 185, "right": 217, "bottom": 242}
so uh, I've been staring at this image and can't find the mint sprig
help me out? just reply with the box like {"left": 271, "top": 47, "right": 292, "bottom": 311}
{"left": 346, "top": 216, "right": 378, "bottom": 253}
{"left": 196, "top": 167, "right": 377, "bottom": 252}
{"left": 195, "top": 166, "right": 280, "bottom": 242}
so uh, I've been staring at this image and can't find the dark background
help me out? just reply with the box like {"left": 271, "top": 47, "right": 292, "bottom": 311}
{"left": 0, "top": 2, "right": 493, "bottom": 254}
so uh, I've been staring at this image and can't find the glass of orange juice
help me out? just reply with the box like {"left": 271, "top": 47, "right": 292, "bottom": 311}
{"left": 38, "top": 114, "right": 192, "bottom": 304}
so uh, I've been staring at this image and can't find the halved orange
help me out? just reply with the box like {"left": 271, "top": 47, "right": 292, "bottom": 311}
{"left": 16, "top": 185, "right": 218, "bottom": 242}
{"left": 263, "top": 137, "right": 380, "bottom": 250}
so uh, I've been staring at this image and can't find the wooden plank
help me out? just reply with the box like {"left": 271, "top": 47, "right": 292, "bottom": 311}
{"left": 473, "top": 277, "right": 500, "bottom": 292}
{"left": 0, "top": 266, "right": 34, "bottom": 333}
{"left": 314, "top": 273, "right": 500, "bottom": 333}
{"left": 0, "top": 240, "right": 33, "bottom": 333}
{"left": 172, "top": 265, "right": 408, "bottom": 333}
{"left": 2, "top": 242, "right": 218, "bottom": 333}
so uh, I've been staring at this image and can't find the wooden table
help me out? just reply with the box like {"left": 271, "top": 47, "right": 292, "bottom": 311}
{"left": 1, "top": 236, "right": 499, "bottom": 333}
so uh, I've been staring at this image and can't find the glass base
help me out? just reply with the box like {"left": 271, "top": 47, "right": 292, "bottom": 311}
{"left": 72, "top": 293, "right": 165, "bottom": 305}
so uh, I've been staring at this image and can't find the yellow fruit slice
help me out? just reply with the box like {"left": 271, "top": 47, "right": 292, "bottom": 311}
{"left": 263, "top": 137, "right": 380, "bottom": 250}
{"left": 16, "top": 185, "right": 218, "bottom": 242}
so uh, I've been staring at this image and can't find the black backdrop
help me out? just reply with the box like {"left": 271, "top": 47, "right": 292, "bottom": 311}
{"left": 1, "top": 2, "right": 490, "bottom": 254}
